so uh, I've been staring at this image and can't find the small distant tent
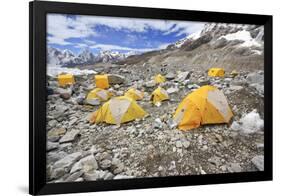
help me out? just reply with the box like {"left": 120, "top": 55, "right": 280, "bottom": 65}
{"left": 230, "top": 70, "right": 238, "bottom": 77}
{"left": 89, "top": 96, "right": 147, "bottom": 125}
{"left": 86, "top": 88, "right": 111, "bottom": 102}
{"left": 151, "top": 87, "right": 169, "bottom": 106}
{"left": 154, "top": 74, "right": 166, "bottom": 84}
{"left": 58, "top": 74, "right": 75, "bottom": 87}
{"left": 124, "top": 88, "right": 144, "bottom": 101}
{"left": 173, "top": 85, "right": 233, "bottom": 131}
{"left": 95, "top": 75, "right": 109, "bottom": 89}
{"left": 208, "top": 68, "right": 225, "bottom": 77}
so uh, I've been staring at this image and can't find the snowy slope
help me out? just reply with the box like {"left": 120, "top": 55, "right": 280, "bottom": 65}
{"left": 168, "top": 23, "right": 264, "bottom": 55}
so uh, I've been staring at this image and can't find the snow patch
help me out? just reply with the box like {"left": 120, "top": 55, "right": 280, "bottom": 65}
{"left": 47, "top": 64, "right": 97, "bottom": 77}
{"left": 174, "top": 30, "right": 202, "bottom": 48}
{"left": 221, "top": 30, "right": 261, "bottom": 47}
{"left": 186, "top": 30, "right": 201, "bottom": 40}
{"left": 231, "top": 110, "right": 264, "bottom": 134}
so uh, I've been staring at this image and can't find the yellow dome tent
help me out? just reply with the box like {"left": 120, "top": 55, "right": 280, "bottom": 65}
{"left": 95, "top": 74, "right": 109, "bottom": 89}
{"left": 173, "top": 85, "right": 233, "bottom": 131}
{"left": 89, "top": 96, "right": 147, "bottom": 125}
{"left": 208, "top": 68, "right": 225, "bottom": 77}
{"left": 86, "top": 88, "right": 111, "bottom": 102}
{"left": 154, "top": 74, "right": 166, "bottom": 84}
{"left": 151, "top": 86, "right": 169, "bottom": 106}
{"left": 58, "top": 73, "right": 75, "bottom": 87}
{"left": 124, "top": 88, "right": 144, "bottom": 101}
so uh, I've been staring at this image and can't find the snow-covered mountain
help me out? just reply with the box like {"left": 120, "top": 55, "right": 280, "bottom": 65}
{"left": 47, "top": 48, "right": 137, "bottom": 67}
{"left": 167, "top": 23, "right": 264, "bottom": 54}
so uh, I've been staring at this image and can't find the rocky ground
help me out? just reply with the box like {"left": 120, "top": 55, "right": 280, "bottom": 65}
{"left": 46, "top": 63, "right": 265, "bottom": 183}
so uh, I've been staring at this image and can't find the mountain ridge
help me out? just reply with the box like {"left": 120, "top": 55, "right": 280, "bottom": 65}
{"left": 47, "top": 47, "right": 139, "bottom": 67}
{"left": 117, "top": 23, "right": 264, "bottom": 71}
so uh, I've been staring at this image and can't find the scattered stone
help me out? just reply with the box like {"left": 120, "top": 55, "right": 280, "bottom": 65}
{"left": 224, "top": 78, "right": 232, "bottom": 82}
{"left": 229, "top": 85, "right": 243, "bottom": 91}
{"left": 167, "top": 119, "right": 177, "bottom": 129}
{"left": 167, "top": 87, "right": 179, "bottom": 94}
{"left": 168, "top": 161, "right": 176, "bottom": 171}
{"left": 230, "top": 121, "right": 240, "bottom": 131}
{"left": 69, "top": 118, "right": 78, "bottom": 126}
{"left": 86, "top": 98, "right": 100, "bottom": 106}
{"left": 198, "top": 79, "right": 210, "bottom": 86}
{"left": 102, "top": 172, "right": 114, "bottom": 180}
{"left": 48, "top": 128, "right": 66, "bottom": 138}
{"left": 250, "top": 83, "right": 264, "bottom": 95}
{"left": 53, "top": 152, "right": 82, "bottom": 171}
{"left": 56, "top": 88, "right": 72, "bottom": 100}
{"left": 227, "top": 163, "right": 242, "bottom": 173}
{"left": 154, "top": 118, "right": 163, "bottom": 129}
{"left": 60, "top": 92, "right": 71, "bottom": 100}
{"left": 75, "top": 177, "right": 83, "bottom": 182}
{"left": 177, "top": 71, "right": 191, "bottom": 82}
{"left": 251, "top": 155, "right": 264, "bottom": 171}
{"left": 51, "top": 167, "right": 65, "bottom": 179}
{"left": 182, "top": 140, "right": 191, "bottom": 149}
{"left": 165, "top": 72, "right": 176, "bottom": 80}
{"left": 100, "top": 159, "right": 112, "bottom": 169}
{"left": 76, "top": 97, "right": 84, "bottom": 105}
{"left": 256, "top": 143, "right": 264, "bottom": 149}
{"left": 113, "top": 175, "right": 134, "bottom": 180}
{"left": 47, "top": 141, "right": 59, "bottom": 151}
{"left": 107, "top": 74, "right": 125, "bottom": 84}
{"left": 70, "top": 155, "right": 98, "bottom": 174}
{"left": 208, "top": 156, "right": 221, "bottom": 167}
{"left": 65, "top": 171, "right": 84, "bottom": 182}
{"left": 52, "top": 105, "right": 68, "bottom": 118}
{"left": 175, "top": 141, "right": 183, "bottom": 148}
{"left": 83, "top": 171, "right": 99, "bottom": 181}
{"left": 59, "top": 129, "right": 80, "bottom": 143}
{"left": 47, "top": 151, "right": 68, "bottom": 163}
{"left": 145, "top": 80, "right": 156, "bottom": 88}
{"left": 246, "top": 72, "right": 264, "bottom": 84}
{"left": 48, "top": 120, "right": 58, "bottom": 128}
{"left": 201, "top": 145, "right": 208, "bottom": 151}
{"left": 215, "top": 134, "right": 223, "bottom": 143}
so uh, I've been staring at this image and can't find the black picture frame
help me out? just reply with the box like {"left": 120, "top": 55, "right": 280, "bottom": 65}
{"left": 29, "top": 1, "right": 273, "bottom": 195}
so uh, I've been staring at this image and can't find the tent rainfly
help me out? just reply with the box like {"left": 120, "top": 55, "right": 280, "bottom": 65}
{"left": 89, "top": 96, "right": 147, "bottom": 125}
{"left": 95, "top": 74, "right": 109, "bottom": 89}
{"left": 86, "top": 88, "right": 111, "bottom": 102}
{"left": 154, "top": 74, "right": 166, "bottom": 84}
{"left": 208, "top": 68, "right": 225, "bottom": 77}
{"left": 124, "top": 88, "right": 144, "bottom": 101}
{"left": 173, "top": 85, "right": 233, "bottom": 131}
{"left": 58, "top": 73, "right": 75, "bottom": 87}
{"left": 151, "top": 86, "right": 169, "bottom": 106}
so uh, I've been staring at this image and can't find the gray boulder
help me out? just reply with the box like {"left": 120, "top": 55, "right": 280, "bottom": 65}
{"left": 108, "top": 74, "right": 125, "bottom": 84}
{"left": 70, "top": 155, "right": 98, "bottom": 174}
{"left": 59, "top": 129, "right": 80, "bottom": 143}
{"left": 246, "top": 72, "right": 264, "bottom": 84}
{"left": 53, "top": 152, "right": 82, "bottom": 171}
{"left": 251, "top": 155, "right": 264, "bottom": 171}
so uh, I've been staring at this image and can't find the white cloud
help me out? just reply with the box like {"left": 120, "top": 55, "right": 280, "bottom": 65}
{"left": 73, "top": 43, "right": 89, "bottom": 48}
{"left": 90, "top": 43, "right": 170, "bottom": 52}
{"left": 47, "top": 14, "right": 98, "bottom": 45}
{"left": 47, "top": 14, "right": 206, "bottom": 47}
{"left": 47, "top": 36, "right": 72, "bottom": 45}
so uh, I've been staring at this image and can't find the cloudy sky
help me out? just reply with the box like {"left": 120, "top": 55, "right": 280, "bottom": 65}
{"left": 47, "top": 14, "right": 205, "bottom": 54}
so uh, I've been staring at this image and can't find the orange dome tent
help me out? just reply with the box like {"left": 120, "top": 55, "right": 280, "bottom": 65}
{"left": 173, "top": 85, "right": 233, "bottom": 131}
